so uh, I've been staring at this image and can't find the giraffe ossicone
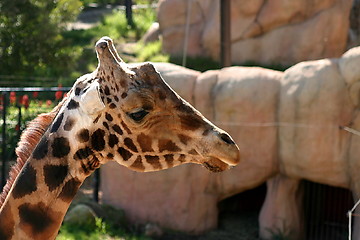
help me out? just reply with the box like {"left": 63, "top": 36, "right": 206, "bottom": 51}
{"left": 0, "top": 36, "right": 240, "bottom": 240}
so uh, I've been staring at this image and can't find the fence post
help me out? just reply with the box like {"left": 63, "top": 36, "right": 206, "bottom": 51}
{"left": 93, "top": 168, "right": 100, "bottom": 202}
{"left": 220, "top": 0, "right": 231, "bottom": 68}
{"left": 125, "top": 0, "right": 134, "bottom": 27}
{"left": 17, "top": 105, "right": 22, "bottom": 139}
{"left": 1, "top": 92, "right": 8, "bottom": 190}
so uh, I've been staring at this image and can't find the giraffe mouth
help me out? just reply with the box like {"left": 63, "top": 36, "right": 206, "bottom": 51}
{"left": 202, "top": 157, "right": 231, "bottom": 172}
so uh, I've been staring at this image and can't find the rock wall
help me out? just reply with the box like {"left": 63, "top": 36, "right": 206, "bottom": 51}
{"left": 101, "top": 47, "right": 360, "bottom": 239}
{"left": 157, "top": 0, "right": 353, "bottom": 66}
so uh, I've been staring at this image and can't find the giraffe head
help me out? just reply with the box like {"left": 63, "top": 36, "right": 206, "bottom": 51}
{"left": 67, "top": 37, "right": 240, "bottom": 173}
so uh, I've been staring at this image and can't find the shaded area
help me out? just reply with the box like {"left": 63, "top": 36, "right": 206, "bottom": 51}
{"left": 304, "top": 181, "right": 353, "bottom": 240}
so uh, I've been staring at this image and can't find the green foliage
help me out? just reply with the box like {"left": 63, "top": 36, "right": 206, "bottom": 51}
{"left": 64, "top": 5, "right": 156, "bottom": 46}
{"left": 135, "top": 41, "right": 169, "bottom": 62}
{"left": 63, "top": 6, "right": 157, "bottom": 76}
{"left": 0, "top": 0, "right": 83, "bottom": 82}
{"left": 57, "top": 217, "right": 150, "bottom": 240}
{"left": 170, "top": 55, "right": 221, "bottom": 72}
{"left": 0, "top": 101, "right": 55, "bottom": 162}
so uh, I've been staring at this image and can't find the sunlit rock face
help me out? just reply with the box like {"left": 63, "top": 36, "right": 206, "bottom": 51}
{"left": 157, "top": 0, "right": 352, "bottom": 65}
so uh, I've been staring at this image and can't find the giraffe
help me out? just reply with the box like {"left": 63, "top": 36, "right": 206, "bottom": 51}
{"left": 0, "top": 37, "right": 240, "bottom": 240}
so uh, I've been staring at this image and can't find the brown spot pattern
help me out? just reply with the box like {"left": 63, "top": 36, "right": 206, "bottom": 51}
{"left": 124, "top": 138, "right": 138, "bottom": 152}
{"left": 19, "top": 202, "right": 60, "bottom": 239}
{"left": 59, "top": 178, "right": 81, "bottom": 203}
{"left": 108, "top": 134, "right": 119, "bottom": 148}
{"left": 164, "top": 154, "right": 174, "bottom": 168}
{"left": 145, "top": 155, "right": 161, "bottom": 169}
{"left": 33, "top": 137, "right": 49, "bottom": 160}
{"left": 180, "top": 114, "right": 203, "bottom": 131}
{"left": 12, "top": 163, "right": 37, "bottom": 199}
{"left": 117, "top": 147, "right": 132, "bottom": 161}
{"left": 51, "top": 137, "right": 70, "bottom": 158}
{"left": 178, "top": 134, "right": 191, "bottom": 145}
{"left": 63, "top": 117, "right": 75, "bottom": 131}
{"left": 76, "top": 129, "right": 89, "bottom": 143}
{"left": 0, "top": 204, "right": 15, "bottom": 239}
{"left": 103, "top": 122, "right": 109, "bottom": 130}
{"left": 91, "top": 129, "right": 106, "bottom": 151}
{"left": 178, "top": 154, "right": 186, "bottom": 163}
{"left": 104, "top": 85, "right": 110, "bottom": 95}
{"left": 120, "top": 80, "right": 127, "bottom": 88}
{"left": 130, "top": 156, "right": 145, "bottom": 171}
{"left": 93, "top": 114, "right": 101, "bottom": 124}
{"left": 121, "top": 121, "right": 131, "bottom": 134}
{"left": 158, "top": 139, "right": 181, "bottom": 152}
{"left": 112, "top": 124, "right": 123, "bottom": 135}
{"left": 43, "top": 165, "right": 68, "bottom": 191}
{"left": 105, "top": 113, "right": 113, "bottom": 121}
{"left": 137, "top": 133, "right": 153, "bottom": 152}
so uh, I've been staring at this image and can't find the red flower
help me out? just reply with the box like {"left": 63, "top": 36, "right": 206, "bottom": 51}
{"left": 9, "top": 91, "right": 16, "bottom": 104}
{"left": 46, "top": 100, "right": 52, "bottom": 106}
{"left": 55, "top": 84, "right": 63, "bottom": 100}
{"left": 32, "top": 91, "right": 39, "bottom": 98}
{"left": 22, "top": 94, "right": 29, "bottom": 109}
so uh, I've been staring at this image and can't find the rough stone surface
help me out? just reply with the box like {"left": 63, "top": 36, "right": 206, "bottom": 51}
{"left": 64, "top": 204, "right": 97, "bottom": 227}
{"left": 101, "top": 45, "right": 360, "bottom": 240}
{"left": 141, "top": 22, "right": 160, "bottom": 44}
{"left": 278, "top": 58, "right": 353, "bottom": 188}
{"left": 259, "top": 175, "right": 303, "bottom": 240}
{"left": 157, "top": 0, "right": 352, "bottom": 65}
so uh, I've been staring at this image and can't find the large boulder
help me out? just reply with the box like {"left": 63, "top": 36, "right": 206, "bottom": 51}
{"left": 157, "top": 0, "right": 352, "bottom": 65}
{"left": 278, "top": 58, "right": 353, "bottom": 187}
{"left": 260, "top": 46, "right": 360, "bottom": 240}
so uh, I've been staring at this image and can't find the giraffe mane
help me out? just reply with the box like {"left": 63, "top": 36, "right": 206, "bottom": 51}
{"left": 0, "top": 97, "right": 67, "bottom": 208}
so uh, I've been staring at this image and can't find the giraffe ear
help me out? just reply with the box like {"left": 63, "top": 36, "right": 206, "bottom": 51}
{"left": 79, "top": 81, "right": 105, "bottom": 115}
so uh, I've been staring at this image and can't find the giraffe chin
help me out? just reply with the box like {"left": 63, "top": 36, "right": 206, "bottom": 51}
{"left": 202, "top": 157, "right": 231, "bottom": 173}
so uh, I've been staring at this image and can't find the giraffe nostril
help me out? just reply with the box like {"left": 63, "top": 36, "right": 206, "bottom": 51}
{"left": 219, "top": 133, "right": 235, "bottom": 145}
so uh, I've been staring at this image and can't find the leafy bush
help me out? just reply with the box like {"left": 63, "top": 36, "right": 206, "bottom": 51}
{"left": 0, "top": 0, "right": 83, "bottom": 83}
{"left": 63, "top": 5, "right": 157, "bottom": 77}
{"left": 0, "top": 93, "right": 57, "bottom": 164}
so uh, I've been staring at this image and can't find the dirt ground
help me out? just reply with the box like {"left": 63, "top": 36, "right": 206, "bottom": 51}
{"left": 155, "top": 212, "right": 261, "bottom": 240}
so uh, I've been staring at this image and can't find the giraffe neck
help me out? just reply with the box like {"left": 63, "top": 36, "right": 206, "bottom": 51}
{"left": 0, "top": 128, "right": 91, "bottom": 240}
{"left": 0, "top": 102, "right": 101, "bottom": 239}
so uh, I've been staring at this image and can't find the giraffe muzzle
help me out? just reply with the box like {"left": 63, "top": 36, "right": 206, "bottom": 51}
{"left": 199, "top": 129, "right": 240, "bottom": 172}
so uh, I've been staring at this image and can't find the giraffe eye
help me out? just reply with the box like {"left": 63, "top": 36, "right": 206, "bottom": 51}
{"left": 128, "top": 109, "right": 149, "bottom": 122}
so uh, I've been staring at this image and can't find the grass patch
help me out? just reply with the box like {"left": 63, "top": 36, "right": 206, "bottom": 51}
{"left": 135, "top": 41, "right": 169, "bottom": 63}
{"left": 57, "top": 217, "right": 150, "bottom": 240}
